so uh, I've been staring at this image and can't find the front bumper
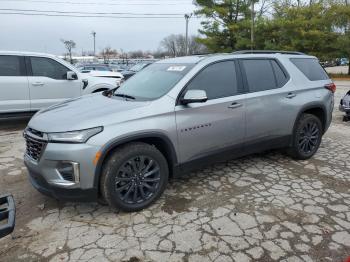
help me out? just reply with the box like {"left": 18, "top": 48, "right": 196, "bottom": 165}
{"left": 24, "top": 141, "right": 100, "bottom": 202}
{"left": 26, "top": 168, "right": 97, "bottom": 201}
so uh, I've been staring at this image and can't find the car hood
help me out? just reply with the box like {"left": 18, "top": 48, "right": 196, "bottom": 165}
{"left": 83, "top": 71, "right": 123, "bottom": 78}
{"left": 121, "top": 70, "right": 135, "bottom": 75}
{"left": 28, "top": 93, "right": 151, "bottom": 132}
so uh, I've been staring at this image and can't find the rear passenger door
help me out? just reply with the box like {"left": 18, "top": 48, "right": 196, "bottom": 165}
{"left": 27, "top": 56, "right": 82, "bottom": 110}
{"left": 0, "top": 55, "right": 30, "bottom": 113}
{"left": 176, "top": 60, "right": 246, "bottom": 163}
{"left": 239, "top": 58, "right": 296, "bottom": 146}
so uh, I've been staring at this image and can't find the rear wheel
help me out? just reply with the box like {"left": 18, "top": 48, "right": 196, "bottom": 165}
{"left": 100, "top": 142, "right": 169, "bottom": 212}
{"left": 287, "top": 113, "right": 323, "bottom": 160}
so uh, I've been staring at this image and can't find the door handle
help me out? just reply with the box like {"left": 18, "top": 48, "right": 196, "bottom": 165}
{"left": 286, "top": 92, "right": 296, "bottom": 99}
{"left": 228, "top": 102, "right": 242, "bottom": 109}
{"left": 32, "top": 82, "right": 44, "bottom": 86}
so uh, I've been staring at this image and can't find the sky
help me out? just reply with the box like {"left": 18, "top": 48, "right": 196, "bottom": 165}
{"left": 0, "top": 0, "right": 202, "bottom": 55}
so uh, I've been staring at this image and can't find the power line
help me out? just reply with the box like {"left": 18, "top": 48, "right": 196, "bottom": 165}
{"left": 0, "top": 12, "right": 198, "bottom": 19}
{"left": 0, "top": 8, "right": 186, "bottom": 16}
{"left": 0, "top": 0, "right": 193, "bottom": 6}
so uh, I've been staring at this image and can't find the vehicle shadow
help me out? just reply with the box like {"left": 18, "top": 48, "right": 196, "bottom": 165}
{"left": 0, "top": 117, "right": 31, "bottom": 131}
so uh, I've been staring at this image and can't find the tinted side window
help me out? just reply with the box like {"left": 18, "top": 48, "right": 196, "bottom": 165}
{"left": 0, "top": 56, "right": 22, "bottom": 76}
{"left": 291, "top": 58, "right": 329, "bottom": 81}
{"left": 30, "top": 57, "right": 70, "bottom": 80}
{"left": 186, "top": 61, "right": 238, "bottom": 100}
{"left": 271, "top": 60, "right": 288, "bottom": 86}
{"left": 242, "top": 59, "right": 276, "bottom": 92}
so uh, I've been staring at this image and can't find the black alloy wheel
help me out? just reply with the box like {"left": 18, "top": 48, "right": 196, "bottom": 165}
{"left": 287, "top": 113, "right": 323, "bottom": 160}
{"left": 115, "top": 156, "right": 161, "bottom": 205}
{"left": 297, "top": 121, "right": 320, "bottom": 154}
{"left": 100, "top": 142, "right": 169, "bottom": 212}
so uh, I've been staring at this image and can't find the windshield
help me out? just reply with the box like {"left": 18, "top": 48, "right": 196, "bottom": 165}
{"left": 114, "top": 63, "right": 194, "bottom": 100}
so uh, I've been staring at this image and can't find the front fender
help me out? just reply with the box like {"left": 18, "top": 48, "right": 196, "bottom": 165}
{"left": 93, "top": 132, "right": 178, "bottom": 190}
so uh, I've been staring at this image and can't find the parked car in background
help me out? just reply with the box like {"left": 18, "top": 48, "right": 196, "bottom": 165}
{"left": 335, "top": 57, "right": 349, "bottom": 66}
{"left": 0, "top": 51, "right": 121, "bottom": 115}
{"left": 320, "top": 60, "right": 336, "bottom": 68}
{"left": 78, "top": 64, "right": 112, "bottom": 72}
{"left": 339, "top": 90, "right": 350, "bottom": 121}
{"left": 0, "top": 194, "right": 15, "bottom": 238}
{"left": 121, "top": 62, "right": 152, "bottom": 80}
{"left": 24, "top": 51, "right": 334, "bottom": 211}
{"left": 108, "top": 64, "right": 129, "bottom": 72}
{"left": 81, "top": 70, "right": 124, "bottom": 80}
{"left": 340, "top": 58, "right": 349, "bottom": 66}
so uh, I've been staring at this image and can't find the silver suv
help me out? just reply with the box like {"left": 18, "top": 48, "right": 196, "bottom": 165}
{"left": 23, "top": 51, "right": 335, "bottom": 211}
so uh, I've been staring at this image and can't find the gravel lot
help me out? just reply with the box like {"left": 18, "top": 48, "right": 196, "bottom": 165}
{"left": 0, "top": 82, "right": 349, "bottom": 262}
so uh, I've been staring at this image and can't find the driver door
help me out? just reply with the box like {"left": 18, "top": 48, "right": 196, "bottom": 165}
{"left": 175, "top": 60, "right": 246, "bottom": 164}
{"left": 26, "top": 56, "right": 82, "bottom": 111}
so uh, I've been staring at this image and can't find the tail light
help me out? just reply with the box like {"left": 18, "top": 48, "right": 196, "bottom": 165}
{"left": 325, "top": 83, "right": 336, "bottom": 93}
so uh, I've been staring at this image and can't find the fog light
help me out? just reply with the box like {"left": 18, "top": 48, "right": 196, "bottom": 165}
{"left": 56, "top": 161, "right": 80, "bottom": 183}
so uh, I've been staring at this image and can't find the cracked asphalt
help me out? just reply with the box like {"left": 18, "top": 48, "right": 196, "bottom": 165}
{"left": 0, "top": 81, "right": 349, "bottom": 262}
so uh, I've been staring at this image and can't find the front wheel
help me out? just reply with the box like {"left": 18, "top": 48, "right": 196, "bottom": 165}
{"left": 100, "top": 142, "right": 169, "bottom": 212}
{"left": 287, "top": 113, "right": 323, "bottom": 160}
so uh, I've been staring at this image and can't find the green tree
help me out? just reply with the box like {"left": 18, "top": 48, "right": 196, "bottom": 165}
{"left": 256, "top": 4, "right": 338, "bottom": 60}
{"left": 329, "top": 3, "right": 350, "bottom": 74}
{"left": 194, "top": 0, "right": 253, "bottom": 52}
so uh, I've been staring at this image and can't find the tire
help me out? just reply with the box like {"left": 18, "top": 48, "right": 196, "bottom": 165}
{"left": 100, "top": 142, "right": 169, "bottom": 212}
{"left": 287, "top": 113, "right": 323, "bottom": 160}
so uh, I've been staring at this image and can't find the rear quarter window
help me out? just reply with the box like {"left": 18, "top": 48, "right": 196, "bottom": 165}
{"left": 290, "top": 58, "right": 329, "bottom": 81}
{"left": 241, "top": 59, "right": 283, "bottom": 92}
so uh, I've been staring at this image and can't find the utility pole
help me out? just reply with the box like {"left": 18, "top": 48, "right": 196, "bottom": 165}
{"left": 91, "top": 31, "right": 96, "bottom": 57}
{"left": 251, "top": 0, "right": 254, "bottom": 51}
{"left": 184, "top": 13, "right": 192, "bottom": 56}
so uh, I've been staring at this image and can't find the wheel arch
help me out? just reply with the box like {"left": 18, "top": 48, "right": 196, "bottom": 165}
{"left": 293, "top": 103, "right": 327, "bottom": 136}
{"left": 93, "top": 132, "right": 178, "bottom": 190}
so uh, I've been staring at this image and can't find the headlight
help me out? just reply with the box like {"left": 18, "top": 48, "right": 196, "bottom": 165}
{"left": 47, "top": 127, "right": 103, "bottom": 143}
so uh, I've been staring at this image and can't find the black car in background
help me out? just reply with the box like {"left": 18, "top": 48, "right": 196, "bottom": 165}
{"left": 121, "top": 62, "right": 152, "bottom": 80}
{"left": 0, "top": 194, "right": 15, "bottom": 238}
{"left": 340, "top": 90, "right": 350, "bottom": 121}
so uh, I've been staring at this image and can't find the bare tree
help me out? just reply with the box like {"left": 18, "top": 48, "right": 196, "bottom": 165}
{"left": 120, "top": 49, "right": 129, "bottom": 65}
{"left": 160, "top": 34, "right": 207, "bottom": 57}
{"left": 100, "top": 46, "right": 118, "bottom": 63}
{"left": 161, "top": 35, "right": 178, "bottom": 57}
{"left": 152, "top": 48, "right": 168, "bottom": 59}
{"left": 61, "top": 39, "right": 76, "bottom": 64}
{"left": 128, "top": 50, "right": 144, "bottom": 58}
{"left": 188, "top": 36, "right": 208, "bottom": 55}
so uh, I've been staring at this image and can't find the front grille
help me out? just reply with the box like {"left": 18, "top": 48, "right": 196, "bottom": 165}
{"left": 24, "top": 131, "right": 47, "bottom": 162}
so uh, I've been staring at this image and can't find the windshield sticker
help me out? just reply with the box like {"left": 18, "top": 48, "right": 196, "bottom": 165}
{"left": 167, "top": 66, "right": 186, "bottom": 72}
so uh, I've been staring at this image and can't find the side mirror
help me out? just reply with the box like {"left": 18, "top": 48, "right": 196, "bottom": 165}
{"left": 67, "top": 71, "right": 78, "bottom": 80}
{"left": 181, "top": 90, "right": 208, "bottom": 105}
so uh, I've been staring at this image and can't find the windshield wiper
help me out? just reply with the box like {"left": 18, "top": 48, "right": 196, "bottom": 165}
{"left": 114, "top": 93, "right": 136, "bottom": 100}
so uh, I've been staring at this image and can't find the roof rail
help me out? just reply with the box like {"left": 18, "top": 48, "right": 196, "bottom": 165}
{"left": 233, "top": 50, "right": 305, "bottom": 55}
